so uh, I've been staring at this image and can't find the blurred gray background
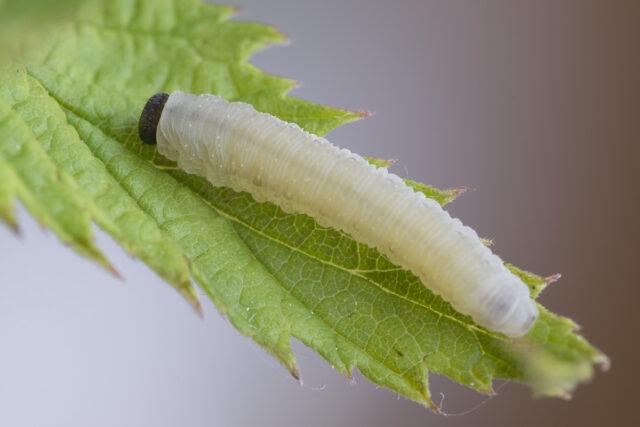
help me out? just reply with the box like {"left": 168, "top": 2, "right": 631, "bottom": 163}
{"left": 1, "top": 0, "right": 638, "bottom": 426}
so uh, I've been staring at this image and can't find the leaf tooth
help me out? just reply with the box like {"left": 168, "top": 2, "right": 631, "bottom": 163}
{"left": 289, "top": 365, "right": 302, "bottom": 384}
{"left": 251, "top": 332, "right": 300, "bottom": 383}
{"left": 218, "top": 4, "right": 241, "bottom": 20}
{"left": 231, "top": 304, "right": 299, "bottom": 384}
{"left": 266, "top": 26, "right": 289, "bottom": 45}
{"left": 51, "top": 229, "right": 119, "bottom": 278}
{"left": 481, "top": 237, "right": 494, "bottom": 247}
{"left": 420, "top": 380, "right": 438, "bottom": 412}
{"left": 0, "top": 161, "right": 19, "bottom": 234}
{"left": 269, "top": 343, "right": 300, "bottom": 384}
{"left": 35, "top": 211, "right": 113, "bottom": 273}
{"left": 341, "top": 109, "right": 371, "bottom": 126}
{"left": 355, "top": 110, "right": 375, "bottom": 119}
{"left": 544, "top": 273, "right": 562, "bottom": 284}
{"left": 506, "top": 263, "right": 553, "bottom": 298}
{"left": 0, "top": 203, "right": 20, "bottom": 235}
{"left": 179, "top": 282, "right": 203, "bottom": 317}
{"left": 74, "top": 235, "right": 120, "bottom": 278}
{"left": 444, "top": 186, "right": 468, "bottom": 204}
{"left": 366, "top": 157, "right": 398, "bottom": 169}
{"left": 343, "top": 369, "right": 355, "bottom": 383}
{"left": 364, "top": 158, "right": 465, "bottom": 207}
{"left": 475, "top": 379, "right": 496, "bottom": 396}
{"left": 406, "top": 179, "right": 466, "bottom": 206}
{"left": 228, "top": 22, "right": 289, "bottom": 62}
{"left": 595, "top": 353, "right": 611, "bottom": 372}
{"left": 105, "top": 262, "right": 122, "bottom": 280}
{"left": 269, "top": 76, "right": 300, "bottom": 97}
{"left": 332, "top": 355, "right": 355, "bottom": 382}
{"left": 412, "top": 364, "right": 437, "bottom": 411}
{"left": 283, "top": 349, "right": 301, "bottom": 383}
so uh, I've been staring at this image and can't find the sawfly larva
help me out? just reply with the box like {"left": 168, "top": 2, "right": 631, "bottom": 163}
{"left": 138, "top": 92, "right": 538, "bottom": 337}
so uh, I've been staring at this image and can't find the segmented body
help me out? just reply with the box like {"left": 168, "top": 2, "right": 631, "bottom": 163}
{"left": 152, "top": 92, "right": 538, "bottom": 337}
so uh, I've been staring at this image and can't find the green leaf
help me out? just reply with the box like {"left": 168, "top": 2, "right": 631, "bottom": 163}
{"left": 0, "top": 0, "right": 85, "bottom": 65}
{"left": 365, "top": 156, "right": 465, "bottom": 206}
{"left": 0, "top": 0, "right": 606, "bottom": 409}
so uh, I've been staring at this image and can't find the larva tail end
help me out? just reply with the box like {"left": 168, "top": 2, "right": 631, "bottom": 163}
{"left": 139, "top": 92, "right": 170, "bottom": 145}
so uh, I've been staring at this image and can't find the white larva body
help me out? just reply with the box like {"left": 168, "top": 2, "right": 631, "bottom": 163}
{"left": 156, "top": 92, "right": 538, "bottom": 337}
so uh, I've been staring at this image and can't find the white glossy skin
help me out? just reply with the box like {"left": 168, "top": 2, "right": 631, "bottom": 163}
{"left": 156, "top": 91, "right": 538, "bottom": 337}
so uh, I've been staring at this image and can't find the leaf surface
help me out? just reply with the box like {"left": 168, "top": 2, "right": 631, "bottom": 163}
{"left": 0, "top": 0, "right": 606, "bottom": 408}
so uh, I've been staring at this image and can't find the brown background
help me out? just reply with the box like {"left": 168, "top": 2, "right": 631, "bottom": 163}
{"left": 1, "top": 0, "right": 638, "bottom": 426}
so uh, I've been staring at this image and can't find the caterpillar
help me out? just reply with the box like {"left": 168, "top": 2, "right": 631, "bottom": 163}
{"left": 138, "top": 92, "right": 538, "bottom": 338}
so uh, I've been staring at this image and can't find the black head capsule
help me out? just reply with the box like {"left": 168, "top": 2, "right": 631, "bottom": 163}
{"left": 138, "top": 92, "right": 170, "bottom": 145}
